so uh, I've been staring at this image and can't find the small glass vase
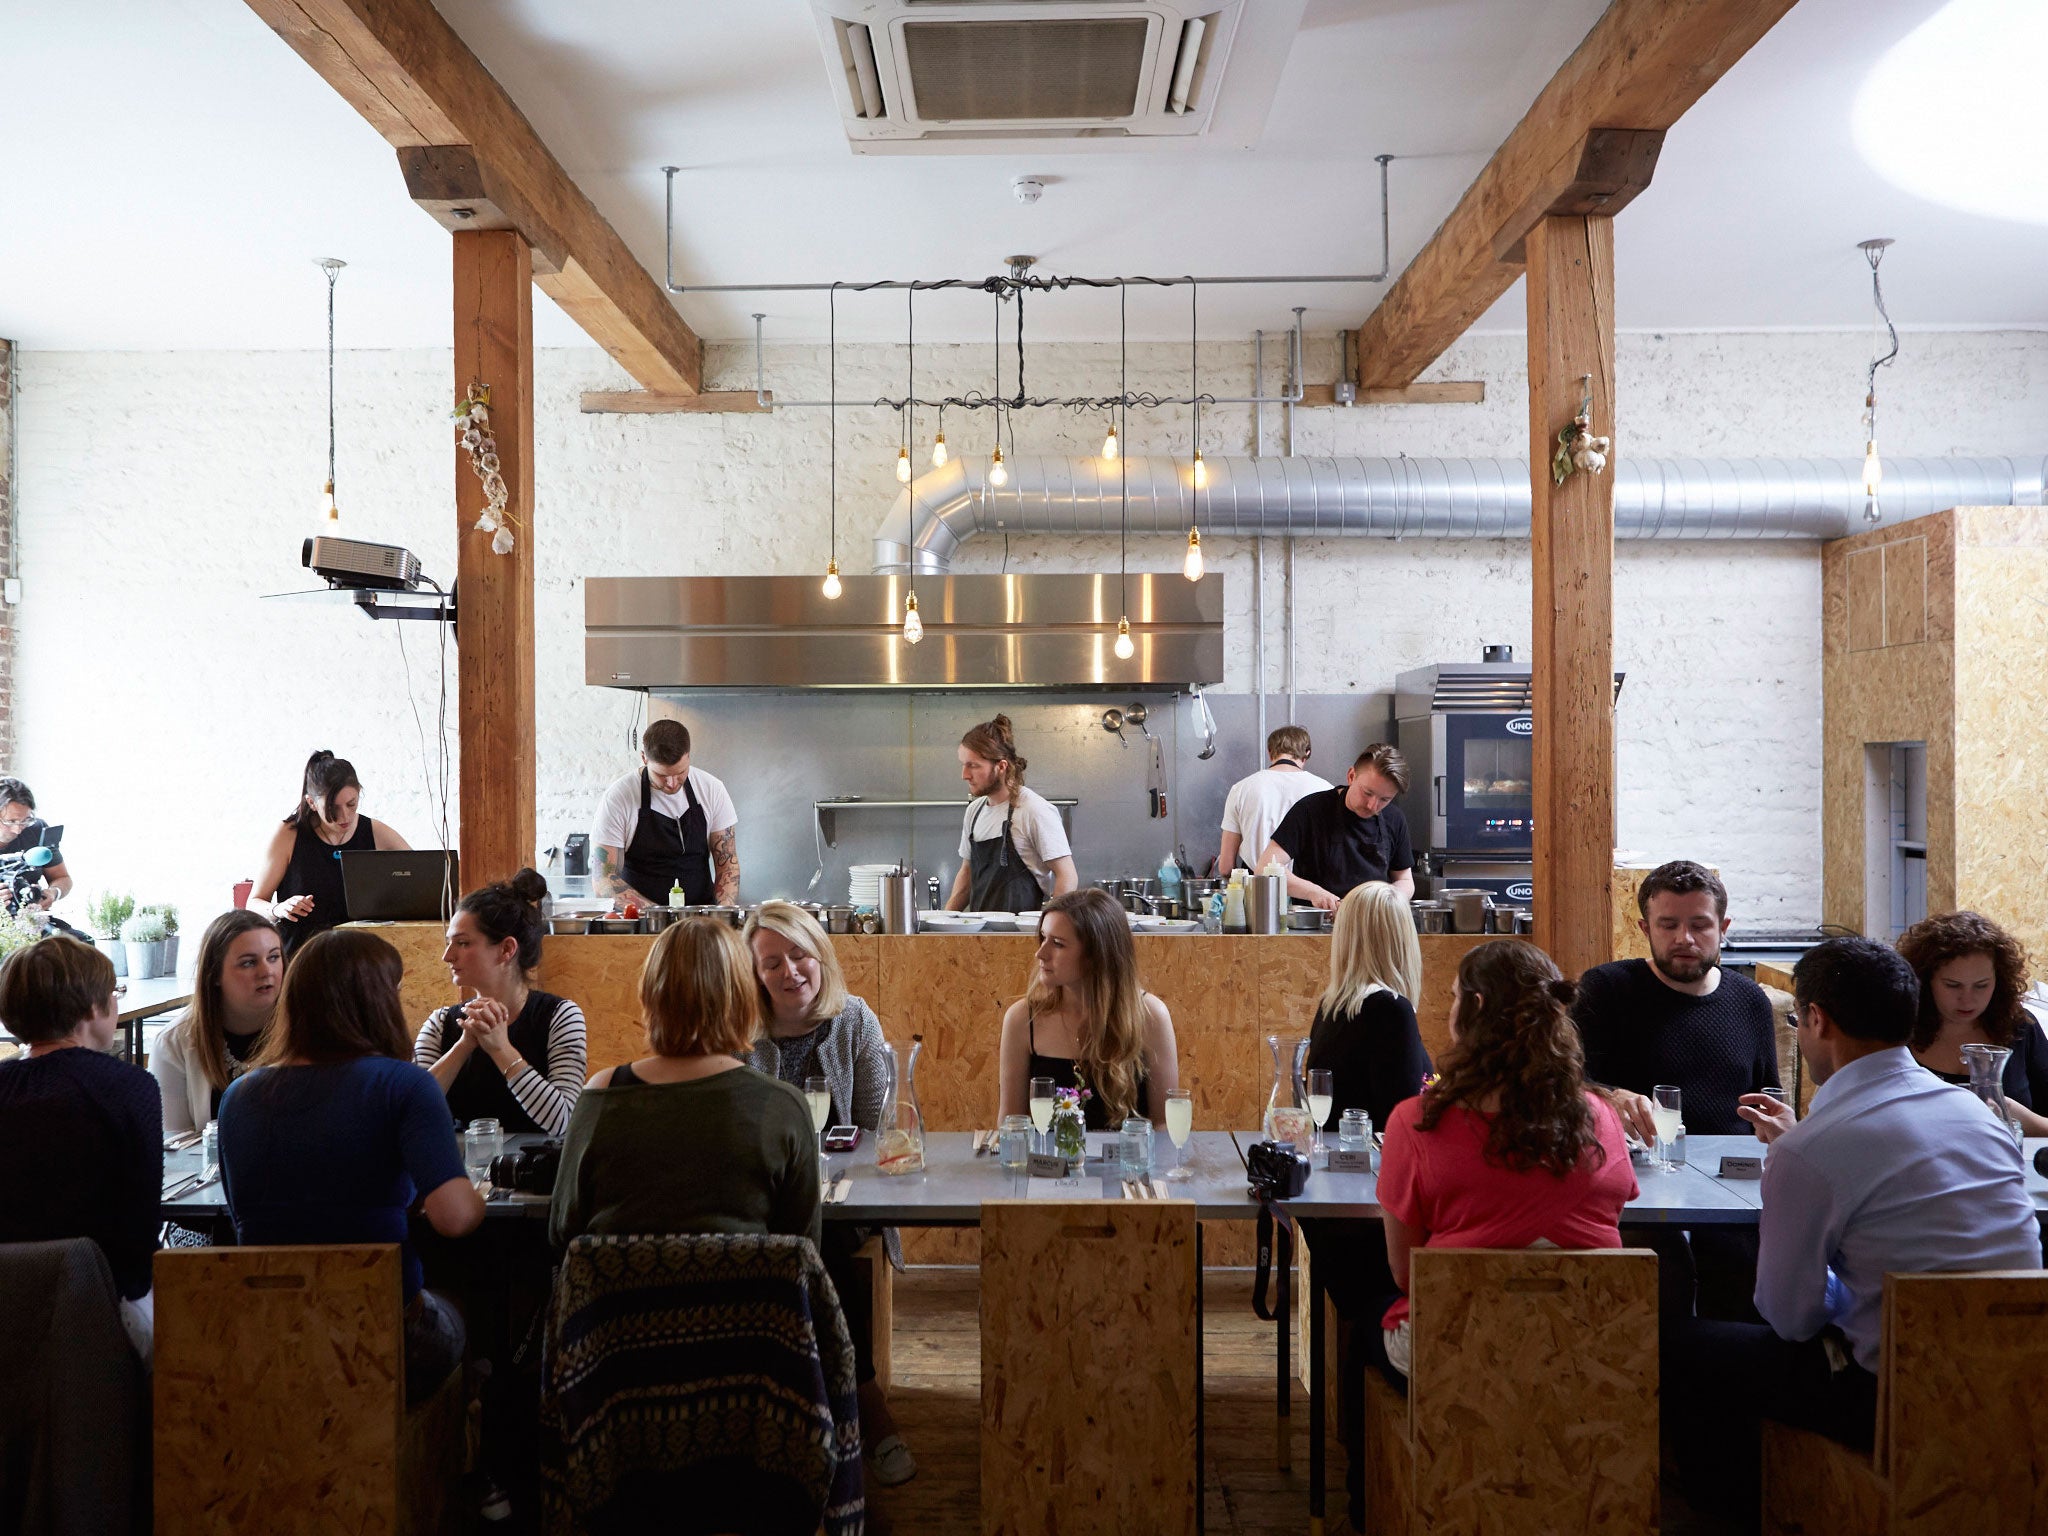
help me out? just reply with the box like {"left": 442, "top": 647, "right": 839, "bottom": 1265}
{"left": 1050, "top": 1105, "right": 1088, "bottom": 1173}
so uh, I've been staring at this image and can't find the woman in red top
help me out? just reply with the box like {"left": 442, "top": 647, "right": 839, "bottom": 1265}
{"left": 1376, "top": 939, "right": 1638, "bottom": 1376}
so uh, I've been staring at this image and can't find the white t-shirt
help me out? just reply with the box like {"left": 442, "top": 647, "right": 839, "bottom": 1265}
{"left": 595, "top": 766, "right": 738, "bottom": 855}
{"left": 1220, "top": 764, "right": 1334, "bottom": 869}
{"left": 957, "top": 785, "right": 1072, "bottom": 896}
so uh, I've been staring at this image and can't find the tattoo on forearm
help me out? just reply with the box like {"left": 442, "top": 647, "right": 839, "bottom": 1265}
{"left": 596, "top": 845, "right": 625, "bottom": 896}
{"left": 711, "top": 829, "right": 740, "bottom": 902}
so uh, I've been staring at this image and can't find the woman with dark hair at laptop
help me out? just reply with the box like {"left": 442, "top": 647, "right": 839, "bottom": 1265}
{"left": 251, "top": 750, "right": 411, "bottom": 957}
{"left": 414, "top": 869, "right": 588, "bottom": 1136}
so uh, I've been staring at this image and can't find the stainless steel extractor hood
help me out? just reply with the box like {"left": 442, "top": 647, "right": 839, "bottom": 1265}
{"left": 585, "top": 574, "right": 1222, "bottom": 691}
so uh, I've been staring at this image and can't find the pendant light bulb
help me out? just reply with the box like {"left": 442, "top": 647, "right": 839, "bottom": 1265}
{"left": 1183, "top": 528, "right": 1204, "bottom": 582}
{"left": 1861, "top": 440, "right": 1882, "bottom": 495}
{"left": 1102, "top": 422, "right": 1119, "bottom": 462}
{"left": 321, "top": 478, "right": 339, "bottom": 527}
{"left": 822, "top": 559, "right": 842, "bottom": 600}
{"left": 895, "top": 445, "right": 912, "bottom": 485}
{"left": 902, "top": 590, "right": 923, "bottom": 645}
{"left": 988, "top": 446, "right": 1009, "bottom": 488}
{"left": 931, "top": 432, "right": 948, "bottom": 468}
{"left": 1113, "top": 615, "right": 1135, "bottom": 661}
{"left": 1191, "top": 450, "right": 1207, "bottom": 491}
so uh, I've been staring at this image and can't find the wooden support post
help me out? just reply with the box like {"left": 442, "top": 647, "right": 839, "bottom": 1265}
{"left": 1527, "top": 215, "right": 1615, "bottom": 982}
{"left": 453, "top": 230, "right": 535, "bottom": 890}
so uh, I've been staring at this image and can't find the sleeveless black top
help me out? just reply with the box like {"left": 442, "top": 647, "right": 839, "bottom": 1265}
{"left": 428, "top": 989, "right": 565, "bottom": 1134}
{"left": 275, "top": 815, "right": 379, "bottom": 957}
{"left": 1026, "top": 1007, "right": 1151, "bottom": 1131}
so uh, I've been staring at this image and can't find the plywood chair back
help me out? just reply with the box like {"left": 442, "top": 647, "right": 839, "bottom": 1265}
{"left": 155, "top": 1244, "right": 405, "bottom": 1536}
{"left": 980, "top": 1199, "right": 1198, "bottom": 1536}
{"left": 1884, "top": 1269, "right": 2048, "bottom": 1533}
{"left": 1405, "top": 1246, "right": 1660, "bottom": 1535}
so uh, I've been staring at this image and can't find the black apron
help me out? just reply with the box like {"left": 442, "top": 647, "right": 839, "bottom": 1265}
{"left": 438, "top": 990, "right": 560, "bottom": 1134}
{"left": 965, "top": 795, "right": 1045, "bottom": 912}
{"left": 621, "top": 769, "right": 713, "bottom": 905}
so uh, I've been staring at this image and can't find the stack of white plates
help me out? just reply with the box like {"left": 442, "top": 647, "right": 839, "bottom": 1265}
{"left": 849, "top": 863, "right": 898, "bottom": 909}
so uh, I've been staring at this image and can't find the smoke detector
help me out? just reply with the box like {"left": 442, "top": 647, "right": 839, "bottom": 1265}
{"left": 1012, "top": 176, "right": 1045, "bottom": 204}
{"left": 811, "top": 0, "right": 1304, "bottom": 155}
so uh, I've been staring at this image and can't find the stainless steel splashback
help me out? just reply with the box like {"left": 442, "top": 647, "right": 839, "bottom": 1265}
{"left": 587, "top": 574, "right": 1223, "bottom": 691}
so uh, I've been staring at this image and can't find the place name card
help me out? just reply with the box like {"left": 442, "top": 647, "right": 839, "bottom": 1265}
{"left": 1327, "top": 1149, "right": 1373, "bottom": 1173}
{"left": 1028, "top": 1153, "right": 1070, "bottom": 1178}
{"left": 1097, "top": 1142, "right": 1122, "bottom": 1166}
{"left": 1717, "top": 1154, "right": 1764, "bottom": 1179}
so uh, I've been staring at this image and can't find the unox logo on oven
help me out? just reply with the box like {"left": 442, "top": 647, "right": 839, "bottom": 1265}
{"left": 1506, "top": 716, "right": 1534, "bottom": 736}
{"left": 1506, "top": 882, "right": 1535, "bottom": 902}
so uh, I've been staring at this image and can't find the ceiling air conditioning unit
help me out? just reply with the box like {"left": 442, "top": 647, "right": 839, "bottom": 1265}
{"left": 809, "top": 0, "right": 1303, "bottom": 154}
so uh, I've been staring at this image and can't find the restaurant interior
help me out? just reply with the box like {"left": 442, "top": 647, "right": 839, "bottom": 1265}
{"left": 2, "top": 0, "right": 2046, "bottom": 1532}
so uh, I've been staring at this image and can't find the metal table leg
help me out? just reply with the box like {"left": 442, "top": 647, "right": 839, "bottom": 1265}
{"left": 1196, "top": 1222, "right": 1206, "bottom": 1536}
{"left": 1276, "top": 1215, "right": 1292, "bottom": 1471}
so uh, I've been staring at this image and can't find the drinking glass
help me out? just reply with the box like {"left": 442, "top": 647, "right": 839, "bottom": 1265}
{"left": 1651, "top": 1085, "right": 1683, "bottom": 1172}
{"left": 1119, "top": 1117, "right": 1153, "bottom": 1175}
{"left": 1028, "top": 1076, "right": 1056, "bottom": 1153}
{"left": 805, "top": 1075, "right": 832, "bottom": 1178}
{"left": 998, "top": 1114, "right": 1035, "bottom": 1170}
{"left": 1306, "top": 1069, "right": 1334, "bottom": 1162}
{"left": 1338, "top": 1108, "right": 1371, "bottom": 1151}
{"left": 1164, "top": 1088, "right": 1194, "bottom": 1180}
{"left": 464, "top": 1118, "right": 503, "bottom": 1184}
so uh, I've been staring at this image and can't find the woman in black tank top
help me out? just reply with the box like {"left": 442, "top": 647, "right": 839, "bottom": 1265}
{"left": 996, "top": 888, "right": 1181, "bottom": 1131}
{"left": 253, "top": 751, "right": 412, "bottom": 957}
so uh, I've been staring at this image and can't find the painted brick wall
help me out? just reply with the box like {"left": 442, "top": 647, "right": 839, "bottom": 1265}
{"left": 14, "top": 328, "right": 2047, "bottom": 944}
{"left": 0, "top": 337, "right": 13, "bottom": 771}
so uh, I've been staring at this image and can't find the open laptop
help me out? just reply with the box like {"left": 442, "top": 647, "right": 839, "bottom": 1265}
{"left": 338, "top": 849, "right": 459, "bottom": 922}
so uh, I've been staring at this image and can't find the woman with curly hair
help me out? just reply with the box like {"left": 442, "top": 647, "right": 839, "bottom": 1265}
{"left": 1375, "top": 939, "right": 1638, "bottom": 1378}
{"left": 1896, "top": 910, "right": 2048, "bottom": 1135}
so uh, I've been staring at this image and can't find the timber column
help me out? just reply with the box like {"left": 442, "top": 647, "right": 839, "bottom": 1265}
{"left": 1526, "top": 213, "right": 1615, "bottom": 981}
{"left": 453, "top": 230, "right": 536, "bottom": 889}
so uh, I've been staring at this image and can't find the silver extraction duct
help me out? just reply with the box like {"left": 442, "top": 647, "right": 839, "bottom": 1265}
{"left": 871, "top": 454, "right": 2048, "bottom": 573}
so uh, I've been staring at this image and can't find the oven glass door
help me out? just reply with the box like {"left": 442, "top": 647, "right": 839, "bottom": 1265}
{"left": 1440, "top": 714, "right": 1533, "bottom": 851}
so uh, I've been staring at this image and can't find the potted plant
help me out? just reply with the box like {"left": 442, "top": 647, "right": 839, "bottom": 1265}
{"left": 89, "top": 890, "right": 134, "bottom": 978}
{"left": 139, "top": 903, "right": 181, "bottom": 974}
{"left": 120, "top": 911, "right": 169, "bottom": 981}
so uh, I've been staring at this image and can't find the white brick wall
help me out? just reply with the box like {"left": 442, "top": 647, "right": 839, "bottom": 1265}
{"left": 15, "top": 328, "right": 2047, "bottom": 944}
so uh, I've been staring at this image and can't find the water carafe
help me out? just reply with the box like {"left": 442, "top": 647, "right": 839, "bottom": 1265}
{"left": 1961, "top": 1043, "right": 2021, "bottom": 1144}
{"left": 876, "top": 1035, "right": 927, "bottom": 1175}
{"left": 1263, "top": 1034, "right": 1313, "bottom": 1146}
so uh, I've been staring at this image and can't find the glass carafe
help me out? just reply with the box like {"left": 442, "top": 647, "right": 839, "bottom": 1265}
{"left": 1263, "top": 1034, "right": 1314, "bottom": 1146}
{"left": 1961, "top": 1043, "right": 2021, "bottom": 1144}
{"left": 876, "top": 1035, "right": 927, "bottom": 1175}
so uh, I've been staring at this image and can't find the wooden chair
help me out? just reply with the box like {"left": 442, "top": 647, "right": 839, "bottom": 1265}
{"left": 1762, "top": 1270, "right": 2048, "bottom": 1535}
{"left": 154, "top": 1245, "right": 469, "bottom": 1536}
{"left": 1362, "top": 1247, "right": 1660, "bottom": 1535}
{"left": 980, "top": 1199, "right": 1199, "bottom": 1536}
{"left": 851, "top": 1233, "right": 895, "bottom": 1393}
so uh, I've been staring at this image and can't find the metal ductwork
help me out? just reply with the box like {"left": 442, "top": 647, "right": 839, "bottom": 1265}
{"left": 871, "top": 454, "right": 2048, "bottom": 574}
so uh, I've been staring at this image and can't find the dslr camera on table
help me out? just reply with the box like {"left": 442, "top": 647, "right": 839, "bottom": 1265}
{"left": 1245, "top": 1138, "right": 1311, "bottom": 1201}
{"left": 488, "top": 1139, "right": 563, "bottom": 1195}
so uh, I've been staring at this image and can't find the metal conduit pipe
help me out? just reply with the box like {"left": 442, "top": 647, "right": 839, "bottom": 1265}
{"left": 870, "top": 454, "right": 2048, "bottom": 573}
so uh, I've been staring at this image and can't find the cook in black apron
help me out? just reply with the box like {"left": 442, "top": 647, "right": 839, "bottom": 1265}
{"left": 965, "top": 796, "right": 1046, "bottom": 912}
{"left": 621, "top": 769, "right": 715, "bottom": 905}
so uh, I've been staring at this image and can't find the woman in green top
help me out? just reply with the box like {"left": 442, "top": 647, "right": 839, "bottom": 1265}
{"left": 548, "top": 918, "right": 820, "bottom": 1253}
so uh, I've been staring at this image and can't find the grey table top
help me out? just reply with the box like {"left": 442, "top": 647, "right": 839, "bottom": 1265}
{"left": 161, "top": 1130, "right": 2048, "bottom": 1228}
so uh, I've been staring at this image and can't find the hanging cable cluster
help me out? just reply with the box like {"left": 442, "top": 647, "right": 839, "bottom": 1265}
{"left": 317, "top": 258, "right": 345, "bottom": 527}
{"left": 1858, "top": 238, "right": 1899, "bottom": 523}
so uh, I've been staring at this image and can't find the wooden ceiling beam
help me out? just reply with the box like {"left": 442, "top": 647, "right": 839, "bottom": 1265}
{"left": 247, "top": 0, "right": 703, "bottom": 395}
{"left": 1352, "top": 0, "right": 1797, "bottom": 390}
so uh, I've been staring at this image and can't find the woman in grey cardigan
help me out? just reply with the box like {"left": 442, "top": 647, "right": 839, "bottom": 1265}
{"left": 742, "top": 900, "right": 916, "bottom": 1488}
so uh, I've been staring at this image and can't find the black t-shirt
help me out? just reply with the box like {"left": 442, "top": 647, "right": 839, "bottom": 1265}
{"left": 1571, "top": 958, "right": 1780, "bottom": 1135}
{"left": 0, "top": 818, "right": 56, "bottom": 858}
{"left": 1924, "top": 1012, "right": 2048, "bottom": 1113}
{"left": 1304, "top": 988, "right": 1434, "bottom": 1131}
{"left": 1268, "top": 788, "right": 1412, "bottom": 899}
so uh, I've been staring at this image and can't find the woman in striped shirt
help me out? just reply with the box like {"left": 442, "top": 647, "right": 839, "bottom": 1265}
{"left": 414, "top": 868, "right": 586, "bottom": 1136}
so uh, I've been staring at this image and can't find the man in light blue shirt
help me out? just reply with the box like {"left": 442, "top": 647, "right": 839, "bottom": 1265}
{"left": 1670, "top": 936, "right": 2041, "bottom": 1521}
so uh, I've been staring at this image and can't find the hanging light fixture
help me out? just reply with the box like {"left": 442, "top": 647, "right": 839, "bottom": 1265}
{"left": 987, "top": 290, "right": 1009, "bottom": 487}
{"left": 1114, "top": 614, "right": 1135, "bottom": 660}
{"left": 823, "top": 283, "right": 843, "bottom": 598}
{"left": 902, "top": 589, "right": 923, "bottom": 645}
{"left": 1857, "top": 237, "right": 1898, "bottom": 523}
{"left": 931, "top": 404, "right": 949, "bottom": 468}
{"left": 1111, "top": 284, "right": 1135, "bottom": 659}
{"left": 1101, "top": 419, "right": 1119, "bottom": 461}
{"left": 316, "top": 257, "right": 346, "bottom": 526}
{"left": 1183, "top": 528, "right": 1204, "bottom": 582}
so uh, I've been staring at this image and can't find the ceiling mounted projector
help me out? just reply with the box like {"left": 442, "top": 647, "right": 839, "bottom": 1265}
{"left": 303, "top": 535, "right": 423, "bottom": 592}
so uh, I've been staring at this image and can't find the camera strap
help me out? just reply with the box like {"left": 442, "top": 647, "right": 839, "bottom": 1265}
{"left": 1250, "top": 1200, "right": 1292, "bottom": 1323}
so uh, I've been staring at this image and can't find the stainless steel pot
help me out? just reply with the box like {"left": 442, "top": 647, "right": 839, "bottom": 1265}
{"left": 548, "top": 916, "right": 595, "bottom": 936}
{"left": 822, "top": 904, "right": 858, "bottom": 934}
{"left": 680, "top": 905, "right": 743, "bottom": 929}
{"left": 1513, "top": 909, "right": 1536, "bottom": 935}
{"left": 640, "top": 906, "right": 682, "bottom": 933}
{"left": 588, "top": 915, "right": 644, "bottom": 936}
{"left": 1412, "top": 902, "right": 1451, "bottom": 935}
{"left": 1183, "top": 877, "right": 1221, "bottom": 903}
{"left": 1126, "top": 877, "right": 1159, "bottom": 898}
{"left": 1285, "top": 907, "right": 1331, "bottom": 933}
{"left": 1441, "top": 888, "right": 1493, "bottom": 935}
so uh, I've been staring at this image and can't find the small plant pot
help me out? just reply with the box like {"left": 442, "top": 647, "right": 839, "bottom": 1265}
{"left": 163, "top": 935, "right": 180, "bottom": 975}
{"left": 97, "top": 935, "right": 128, "bottom": 979}
{"left": 126, "top": 940, "right": 167, "bottom": 981}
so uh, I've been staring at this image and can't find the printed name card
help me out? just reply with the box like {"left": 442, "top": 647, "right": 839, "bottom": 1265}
{"left": 1326, "top": 1149, "right": 1373, "bottom": 1173}
{"left": 1717, "top": 1155, "right": 1763, "bottom": 1179}
{"left": 1027, "top": 1153, "right": 1070, "bottom": 1179}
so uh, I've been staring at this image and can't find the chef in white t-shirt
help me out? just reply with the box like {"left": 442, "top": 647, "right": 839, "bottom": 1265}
{"left": 593, "top": 718, "right": 740, "bottom": 909}
{"left": 1218, "top": 725, "right": 1332, "bottom": 873}
{"left": 943, "top": 714, "right": 1078, "bottom": 912}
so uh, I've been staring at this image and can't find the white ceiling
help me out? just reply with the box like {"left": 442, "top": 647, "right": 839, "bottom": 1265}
{"left": 0, "top": 0, "right": 2042, "bottom": 352}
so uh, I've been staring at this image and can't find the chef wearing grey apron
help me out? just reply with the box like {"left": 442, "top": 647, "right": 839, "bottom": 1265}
{"left": 964, "top": 797, "right": 1047, "bottom": 912}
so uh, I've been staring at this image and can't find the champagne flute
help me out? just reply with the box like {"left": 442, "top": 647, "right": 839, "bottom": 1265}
{"left": 1306, "top": 1070, "right": 1334, "bottom": 1162}
{"left": 1652, "top": 1084, "right": 1683, "bottom": 1172}
{"left": 805, "top": 1075, "right": 832, "bottom": 1180}
{"left": 1164, "top": 1088, "right": 1194, "bottom": 1180}
{"left": 1029, "top": 1076, "right": 1056, "bottom": 1154}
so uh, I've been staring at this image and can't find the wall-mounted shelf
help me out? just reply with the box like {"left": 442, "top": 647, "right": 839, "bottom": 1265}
{"left": 264, "top": 586, "right": 456, "bottom": 624}
{"left": 814, "top": 797, "right": 1078, "bottom": 849}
